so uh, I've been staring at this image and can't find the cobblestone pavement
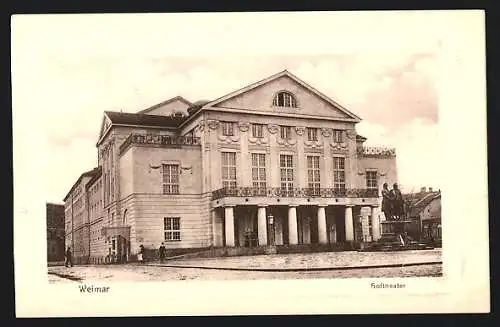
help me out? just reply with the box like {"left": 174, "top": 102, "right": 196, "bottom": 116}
{"left": 48, "top": 250, "right": 442, "bottom": 283}
{"left": 164, "top": 249, "right": 442, "bottom": 269}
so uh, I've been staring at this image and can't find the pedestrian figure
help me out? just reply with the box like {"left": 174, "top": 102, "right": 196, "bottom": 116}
{"left": 138, "top": 244, "right": 145, "bottom": 264}
{"left": 65, "top": 246, "right": 73, "bottom": 267}
{"left": 159, "top": 242, "right": 166, "bottom": 263}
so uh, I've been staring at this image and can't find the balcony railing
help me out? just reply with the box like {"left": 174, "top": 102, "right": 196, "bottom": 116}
{"left": 212, "top": 187, "right": 379, "bottom": 200}
{"left": 119, "top": 133, "right": 201, "bottom": 154}
{"left": 357, "top": 146, "right": 396, "bottom": 158}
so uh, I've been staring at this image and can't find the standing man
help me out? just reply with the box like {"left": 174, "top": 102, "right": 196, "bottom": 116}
{"left": 381, "top": 183, "right": 393, "bottom": 221}
{"left": 159, "top": 242, "right": 166, "bottom": 263}
{"left": 390, "top": 183, "right": 404, "bottom": 220}
{"left": 65, "top": 246, "right": 73, "bottom": 267}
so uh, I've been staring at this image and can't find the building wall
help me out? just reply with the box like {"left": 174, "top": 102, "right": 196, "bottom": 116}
{"left": 199, "top": 111, "right": 360, "bottom": 193}
{"left": 131, "top": 145, "right": 202, "bottom": 195}
{"left": 357, "top": 156, "right": 398, "bottom": 190}
{"left": 64, "top": 176, "right": 93, "bottom": 262}
{"left": 123, "top": 193, "right": 211, "bottom": 255}
{"left": 420, "top": 197, "right": 441, "bottom": 221}
{"left": 46, "top": 203, "right": 65, "bottom": 262}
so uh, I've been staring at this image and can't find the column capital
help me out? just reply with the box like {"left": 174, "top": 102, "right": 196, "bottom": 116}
{"left": 288, "top": 204, "right": 298, "bottom": 208}
{"left": 317, "top": 204, "right": 327, "bottom": 208}
{"left": 370, "top": 205, "right": 380, "bottom": 209}
{"left": 224, "top": 205, "right": 235, "bottom": 208}
{"left": 345, "top": 204, "right": 354, "bottom": 208}
{"left": 257, "top": 204, "right": 268, "bottom": 208}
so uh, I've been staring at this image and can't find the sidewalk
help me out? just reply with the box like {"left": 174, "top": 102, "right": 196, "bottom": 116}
{"left": 150, "top": 249, "right": 442, "bottom": 271}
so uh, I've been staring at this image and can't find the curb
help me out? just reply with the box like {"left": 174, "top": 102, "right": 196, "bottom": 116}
{"left": 145, "top": 261, "right": 443, "bottom": 272}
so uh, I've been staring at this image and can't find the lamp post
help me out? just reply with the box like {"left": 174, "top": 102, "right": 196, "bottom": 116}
{"left": 267, "top": 214, "right": 275, "bottom": 246}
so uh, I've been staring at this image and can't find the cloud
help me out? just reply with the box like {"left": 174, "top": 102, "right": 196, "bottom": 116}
{"left": 12, "top": 13, "right": 443, "bottom": 202}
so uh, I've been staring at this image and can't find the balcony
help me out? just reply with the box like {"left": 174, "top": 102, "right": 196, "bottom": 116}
{"left": 357, "top": 146, "right": 396, "bottom": 158}
{"left": 212, "top": 187, "right": 379, "bottom": 200}
{"left": 119, "top": 133, "right": 201, "bottom": 154}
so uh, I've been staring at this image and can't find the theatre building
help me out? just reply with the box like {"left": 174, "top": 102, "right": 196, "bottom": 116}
{"left": 63, "top": 70, "right": 397, "bottom": 263}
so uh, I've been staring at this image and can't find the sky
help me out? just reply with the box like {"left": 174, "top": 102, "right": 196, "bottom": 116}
{"left": 11, "top": 12, "right": 448, "bottom": 203}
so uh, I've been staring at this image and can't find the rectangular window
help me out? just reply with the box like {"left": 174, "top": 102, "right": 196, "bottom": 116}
{"left": 307, "top": 128, "right": 318, "bottom": 141}
{"left": 307, "top": 156, "right": 321, "bottom": 196}
{"left": 164, "top": 217, "right": 181, "bottom": 241}
{"left": 280, "top": 125, "right": 291, "bottom": 140}
{"left": 280, "top": 154, "right": 294, "bottom": 194}
{"left": 333, "top": 157, "right": 346, "bottom": 194}
{"left": 366, "top": 170, "right": 378, "bottom": 191}
{"left": 221, "top": 121, "right": 234, "bottom": 136}
{"left": 162, "top": 164, "right": 180, "bottom": 194}
{"left": 221, "top": 152, "right": 237, "bottom": 189}
{"left": 251, "top": 153, "right": 266, "bottom": 195}
{"left": 252, "top": 124, "right": 264, "bottom": 138}
{"left": 333, "top": 129, "right": 345, "bottom": 143}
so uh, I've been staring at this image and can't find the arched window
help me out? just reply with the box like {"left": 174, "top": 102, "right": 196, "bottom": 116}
{"left": 123, "top": 209, "right": 128, "bottom": 226}
{"left": 273, "top": 91, "right": 297, "bottom": 108}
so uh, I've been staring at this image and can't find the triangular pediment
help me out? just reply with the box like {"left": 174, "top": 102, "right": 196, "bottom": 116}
{"left": 98, "top": 114, "right": 112, "bottom": 142}
{"left": 203, "top": 70, "right": 361, "bottom": 121}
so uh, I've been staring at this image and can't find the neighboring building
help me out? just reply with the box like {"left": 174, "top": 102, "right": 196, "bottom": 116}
{"left": 46, "top": 203, "right": 65, "bottom": 262}
{"left": 63, "top": 167, "right": 101, "bottom": 264}
{"left": 64, "top": 70, "right": 398, "bottom": 263}
{"left": 406, "top": 187, "right": 442, "bottom": 242}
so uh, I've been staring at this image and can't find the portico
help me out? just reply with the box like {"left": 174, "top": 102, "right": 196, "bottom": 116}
{"left": 213, "top": 201, "right": 380, "bottom": 248}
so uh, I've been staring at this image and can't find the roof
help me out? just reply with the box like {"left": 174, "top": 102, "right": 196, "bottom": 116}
{"left": 356, "top": 134, "right": 367, "bottom": 142}
{"left": 136, "top": 96, "right": 192, "bottom": 114}
{"left": 200, "top": 70, "right": 362, "bottom": 121}
{"left": 407, "top": 191, "right": 441, "bottom": 217}
{"left": 62, "top": 167, "right": 100, "bottom": 202}
{"left": 85, "top": 166, "right": 102, "bottom": 190}
{"left": 104, "top": 111, "right": 186, "bottom": 128}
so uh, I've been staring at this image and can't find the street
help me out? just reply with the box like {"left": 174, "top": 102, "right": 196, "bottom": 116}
{"left": 48, "top": 249, "right": 442, "bottom": 282}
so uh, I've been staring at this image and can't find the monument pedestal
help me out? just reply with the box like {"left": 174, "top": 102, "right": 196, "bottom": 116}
{"left": 361, "top": 220, "right": 433, "bottom": 251}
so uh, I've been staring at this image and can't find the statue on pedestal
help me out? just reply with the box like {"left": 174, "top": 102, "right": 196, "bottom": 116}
{"left": 381, "top": 182, "right": 405, "bottom": 221}
{"left": 390, "top": 183, "right": 404, "bottom": 220}
{"left": 381, "top": 183, "right": 393, "bottom": 220}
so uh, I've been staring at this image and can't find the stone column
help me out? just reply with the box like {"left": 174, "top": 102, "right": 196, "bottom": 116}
{"left": 288, "top": 205, "right": 298, "bottom": 245}
{"left": 371, "top": 206, "right": 381, "bottom": 241}
{"left": 211, "top": 209, "right": 217, "bottom": 247}
{"left": 257, "top": 205, "right": 268, "bottom": 246}
{"left": 317, "top": 205, "right": 327, "bottom": 244}
{"left": 224, "top": 206, "right": 235, "bottom": 247}
{"left": 345, "top": 205, "right": 354, "bottom": 242}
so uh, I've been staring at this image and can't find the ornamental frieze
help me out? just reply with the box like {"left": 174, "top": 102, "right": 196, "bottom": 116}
{"left": 330, "top": 141, "right": 348, "bottom": 150}
{"left": 267, "top": 124, "right": 279, "bottom": 134}
{"left": 321, "top": 128, "right": 332, "bottom": 137}
{"left": 346, "top": 129, "right": 357, "bottom": 140}
{"left": 195, "top": 120, "right": 206, "bottom": 132}
{"left": 276, "top": 137, "right": 297, "bottom": 147}
{"left": 207, "top": 120, "right": 220, "bottom": 130}
{"left": 238, "top": 122, "right": 250, "bottom": 132}
{"left": 295, "top": 126, "right": 305, "bottom": 136}
{"left": 248, "top": 136, "right": 269, "bottom": 146}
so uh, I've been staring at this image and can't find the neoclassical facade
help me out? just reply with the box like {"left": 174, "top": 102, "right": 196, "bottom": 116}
{"left": 64, "top": 70, "right": 397, "bottom": 263}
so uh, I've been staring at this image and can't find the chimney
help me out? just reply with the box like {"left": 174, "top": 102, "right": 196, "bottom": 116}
{"left": 420, "top": 187, "right": 427, "bottom": 193}
{"left": 429, "top": 187, "right": 433, "bottom": 192}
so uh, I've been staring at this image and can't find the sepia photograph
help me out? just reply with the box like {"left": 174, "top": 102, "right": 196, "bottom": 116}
{"left": 13, "top": 10, "right": 489, "bottom": 316}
